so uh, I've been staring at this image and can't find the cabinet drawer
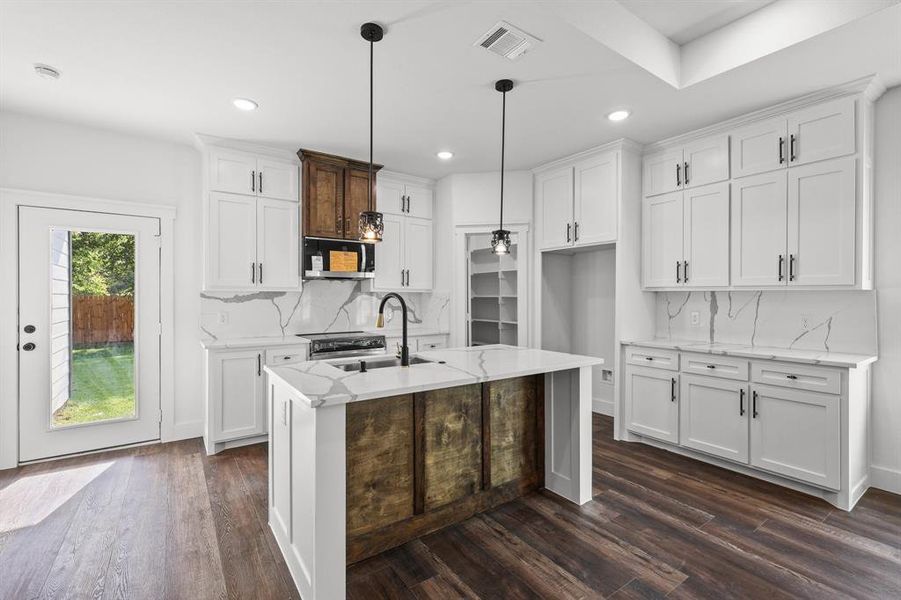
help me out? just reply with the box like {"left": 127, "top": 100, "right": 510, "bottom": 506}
{"left": 681, "top": 353, "right": 749, "bottom": 381}
{"left": 751, "top": 362, "right": 840, "bottom": 395}
{"left": 266, "top": 345, "right": 309, "bottom": 365}
{"left": 417, "top": 335, "right": 447, "bottom": 351}
{"left": 625, "top": 346, "right": 679, "bottom": 371}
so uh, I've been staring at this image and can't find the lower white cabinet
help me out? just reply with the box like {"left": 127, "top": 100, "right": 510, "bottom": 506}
{"left": 624, "top": 366, "right": 679, "bottom": 444}
{"left": 206, "top": 348, "right": 266, "bottom": 451}
{"left": 680, "top": 375, "right": 749, "bottom": 463}
{"left": 749, "top": 384, "right": 841, "bottom": 491}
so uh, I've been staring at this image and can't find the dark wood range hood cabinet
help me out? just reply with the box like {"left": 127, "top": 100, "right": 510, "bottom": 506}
{"left": 298, "top": 149, "right": 383, "bottom": 241}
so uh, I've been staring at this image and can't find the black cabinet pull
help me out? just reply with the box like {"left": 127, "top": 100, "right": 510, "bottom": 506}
{"left": 574, "top": 221, "right": 579, "bottom": 242}
{"left": 786, "top": 374, "right": 798, "bottom": 380}
{"left": 790, "top": 134, "right": 797, "bottom": 161}
{"left": 779, "top": 137, "right": 785, "bottom": 164}
{"left": 259, "top": 263, "right": 263, "bottom": 284}
{"left": 676, "top": 261, "right": 681, "bottom": 283}
{"left": 778, "top": 254, "right": 784, "bottom": 281}
{"left": 645, "top": 356, "right": 654, "bottom": 361}
{"left": 739, "top": 388, "right": 746, "bottom": 416}
{"left": 706, "top": 364, "right": 716, "bottom": 369}
{"left": 683, "top": 260, "right": 689, "bottom": 283}
{"left": 683, "top": 162, "right": 689, "bottom": 185}
{"left": 752, "top": 390, "right": 759, "bottom": 418}
{"left": 251, "top": 263, "right": 256, "bottom": 283}
{"left": 676, "top": 163, "right": 681, "bottom": 187}
{"left": 789, "top": 254, "right": 795, "bottom": 281}
{"left": 251, "top": 170, "right": 256, "bottom": 192}
{"left": 259, "top": 172, "right": 263, "bottom": 194}
{"left": 257, "top": 353, "right": 262, "bottom": 376}
{"left": 671, "top": 377, "right": 677, "bottom": 402}
{"left": 566, "top": 223, "right": 571, "bottom": 243}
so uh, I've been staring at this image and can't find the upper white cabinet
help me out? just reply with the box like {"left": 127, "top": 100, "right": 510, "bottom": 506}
{"left": 210, "top": 148, "right": 299, "bottom": 202}
{"left": 731, "top": 97, "right": 855, "bottom": 179}
{"left": 643, "top": 135, "right": 729, "bottom": 197}
{"left": 371, "top": 174, "right": 434, "bottom": 292}
{"left": 536, "top": 149, "right": 619, "bottom": 251}
{"left": 643, "top": 182, "right": 729, "bottom": 288}
{"left": 642, "top": 84, "right": 875, "bottom": 291}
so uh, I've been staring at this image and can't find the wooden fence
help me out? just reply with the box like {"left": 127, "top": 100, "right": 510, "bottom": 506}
{"left": 72, "top": 295, "right": 134, "bottom": 345}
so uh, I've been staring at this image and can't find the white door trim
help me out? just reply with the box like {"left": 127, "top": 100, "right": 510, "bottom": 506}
{"left": 0, "top": 188, "right": 176, "bottom": 470}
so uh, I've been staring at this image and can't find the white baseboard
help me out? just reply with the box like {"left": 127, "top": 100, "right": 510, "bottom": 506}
{"left": 870, "top": 464, "right": 901, "bottom": 495}
{"left": 592, "top": 397, "right": 614, "bottom": 416}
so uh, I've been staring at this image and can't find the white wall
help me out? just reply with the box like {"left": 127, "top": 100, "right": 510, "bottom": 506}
{"left": 871, "top": 85, "right": 901, "bottom": 493}
{"left": 572, "top": 247, "right": 616, "bottom": 410}
{"left": 0, "top": 111, "right": 204, "bottom": 442}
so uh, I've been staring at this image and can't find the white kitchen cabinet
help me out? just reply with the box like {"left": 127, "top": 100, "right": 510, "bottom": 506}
{"left": 731, "top": 171, "right": 788, "bottom": 287}
{"left": 787, "top": 97, "right": 855, "bottom": 167}
{"left": 643, "top": 148, "right": 684, "bottom": 197}
{"left": 625, "top": 366, "right": 679, "bottom": 444}
{"left": 207, "top": 192, "right": 300, "bottom": 291}
{"left": 404, "top": 217, "right": 433, "bottom": 290}
{"left": 680, "top": 375, "right": 749, "bottom": 464}
{"left": 210, "top": 148, "right": 298, "bottom": 201}
{"left": 377, "top": 179, "right": 407, "bottom": 215}
{"left": 373, "top": 213, "right": 404, "bottom": 290}
{"left": 750, "top": 384, "right": 841, "bottom": 490}
{"left": 257, "top": 198, "right": 300, "bottom": 289}
{"left": 730, "top": 116, "right": 788, "bottom": 179}
{"left": 682, "top": 182, "right": 730, "bottom": 287}
{"left": 643, "top": 192, "right": 683, "bottom": 287}
{"left": 787, "top": 157, "right": 856, "bottom": 286}
{"left": 536, "top": 167, "right": 573, "bottom": 250}
{"left": 574, "top": 152, "right": 618, "bottom": 245}
{"left": 208, "top": 192, "right": 258, "bottom": 290}
{"left": 377, "top": 178, "right": 433, "bottom": 219}
{"left": 643, "top": 136, "right": 729, "bottom": 196}
{"left": 208, "top": 348, "right": 266, "bottom": 445}
{"left": 405, "top": 184, "right": 434, "bottom": 219}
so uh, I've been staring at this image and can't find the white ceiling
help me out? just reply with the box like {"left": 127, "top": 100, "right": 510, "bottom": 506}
{"left": 617, "top": 0, "right": 777, "bottom": 45}
{"left": 1, "top": 1, "right": 899, "bottom": 180}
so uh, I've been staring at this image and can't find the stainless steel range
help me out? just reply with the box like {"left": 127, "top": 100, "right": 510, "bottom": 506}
{"left": 300, "top": 331, "right": 386, "bottom": 361}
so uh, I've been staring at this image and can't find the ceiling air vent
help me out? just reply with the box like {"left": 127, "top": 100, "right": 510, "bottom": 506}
{"left": 474, "top": 21, "right": 540, "bottom": 61}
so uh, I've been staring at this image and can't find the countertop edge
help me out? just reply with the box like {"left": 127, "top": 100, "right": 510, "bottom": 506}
{"left": 621, "top": 340, "right": 878, "bottom": 369}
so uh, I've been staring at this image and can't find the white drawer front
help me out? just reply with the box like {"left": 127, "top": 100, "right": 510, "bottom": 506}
{"left": 626, "top": 346, "right": 679, "bottom": 371}
{"left": 751, "top": 361, "right": 840, "bottom": 395}
{"left": 681, "top": 353, "right": 749, "bottom": 381}
{"left": 266, "top": 345, "right": 309, "bottom": 365}
{"left": 417, "top": 334, "right": 447, "bottom": 350}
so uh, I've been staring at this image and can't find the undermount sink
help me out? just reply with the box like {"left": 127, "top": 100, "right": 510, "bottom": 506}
{"left": 337, "top": 356, "right": 435, "bottom": 372}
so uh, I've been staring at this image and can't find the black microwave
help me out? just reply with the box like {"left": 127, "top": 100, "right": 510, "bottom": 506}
{"left": 302, "top": 237, "right": 375, "bottom": 280}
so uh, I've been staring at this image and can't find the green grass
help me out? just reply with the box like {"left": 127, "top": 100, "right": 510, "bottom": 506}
{"left": 53, "top": 343, "right": 135, "bottom": 426}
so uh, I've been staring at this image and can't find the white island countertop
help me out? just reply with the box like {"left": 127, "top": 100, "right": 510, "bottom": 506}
{"left": 622, "top": 339, "right": 877, "bottom": 369}
{"left": 264, "top": 344, "right": 604, "bottom": 408}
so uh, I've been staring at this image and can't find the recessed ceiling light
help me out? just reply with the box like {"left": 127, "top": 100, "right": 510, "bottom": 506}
{"left": 233, "top": 97, "right": 258, "bottom": 111}
{"left": 607, "top": 109, "right": 630, "bottom": 122}
{"left": 34, "top": 64, "right": 61, "bottom": 80}
{"left": 436, "top": 151, "right": 454, "bottom": 160}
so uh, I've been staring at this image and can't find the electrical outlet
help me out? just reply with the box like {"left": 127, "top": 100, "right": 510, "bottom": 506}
{"left": 690, "top": 311, "right": 700, "bottom": 326}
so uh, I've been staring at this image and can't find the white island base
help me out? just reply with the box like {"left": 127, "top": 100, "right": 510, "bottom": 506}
{"left": 265, "top": 345, "right": 602, "bottom": 599}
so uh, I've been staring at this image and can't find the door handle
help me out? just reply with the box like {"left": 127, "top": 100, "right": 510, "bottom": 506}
{"left": 671, "top": 377, "right": 676, "bottom": 402}
{"left": 345, "top": 217, "right": 351, "bottom": 233}
{"left": 22, "top": 342, "right": 36, "bottom": 351}
{"left": 336, "top": 216, "right": 343, "bottom": 234}
{"left": 251, "top": 170, "right": 256, "bottom": 192}
{"left": 739, "top": 388, "right": 745, "bottom": 416}
{"left": 258, "top": 172, "right": 263, "bottom": 194}
{"left": 676, "top": 261, "right": 681, "bottom": 284}
{"left": 676, "top": 163, "right": 681, "bottom": 187}
{"left": 257, "top": 353, "right": 262, "bottom": 377}
{"left": 789, "top": 254, "right": 795, "bottom": 281}
{"left": 574, "top": 221, "right": 579, "bottom": 242}
{"left": 259, "top": 263, "right": 263, "bottom": 284}
{"left": 251, "top": 262, "right": 256, "bottom": 284}
{"left": 790, "top": 134, "right": 797, "bottom": 162}
{"left": 24, "top": 324, "right": 36, "bottom": 333}
{"left": 683, "top": 260, "right": 689, "bottom": 283}
{"left": 752, "top": 390, "right": 759, "bottom": 418}
{"left": 405, "top": 195, "right": 410, "bottom": 213}
{"left": 566, "top": 223, "right": 571, "bottom": 243}
{"left": 778, "top": 255, "right": 784, "bottom": 282}
{"left": 779, "top": 137, "right": 785, "bottom": 164}
{"left": 405, "top": 270, "right": 410, "bottom": 286}
{"left": 683, "top": 162, "right": 689, "bottom": 185}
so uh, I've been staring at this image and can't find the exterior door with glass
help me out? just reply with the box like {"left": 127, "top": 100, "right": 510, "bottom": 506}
{"left": 18, "top": 207, "right": 161, "bottom": 462}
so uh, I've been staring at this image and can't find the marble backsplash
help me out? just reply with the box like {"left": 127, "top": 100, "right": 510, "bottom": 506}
{"left": 200, "top": 280, "right": 449, "bottom": 342}
{"left": 656, "top": 290, "right": 878, "bottom": 355}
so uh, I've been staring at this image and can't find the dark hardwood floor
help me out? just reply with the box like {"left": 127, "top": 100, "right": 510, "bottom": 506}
{"left": 1, "top": 415, "right": 898, "bottom": 599}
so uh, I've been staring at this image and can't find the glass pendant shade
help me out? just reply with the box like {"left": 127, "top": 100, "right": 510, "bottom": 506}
{"left": 359, "top": 210, "right": 384, "bottom": 242}
{"left": 490, "top": 229, "right": 511, "bottom": 255}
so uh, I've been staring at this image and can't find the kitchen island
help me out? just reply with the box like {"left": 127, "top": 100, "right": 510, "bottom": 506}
{"left": 264, "top": 344, "right": 603, "bottom": 599}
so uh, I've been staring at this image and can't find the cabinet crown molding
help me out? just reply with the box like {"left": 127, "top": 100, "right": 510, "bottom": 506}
{"left": 297, "top": 148, "right": 382, "bottom": 172}
{"left": 642, "top": 75, "right": 884, "bottom": 155}
{"left": 379, "top": 170, "right": 436, "bottom": 187}
{"left": 195, "top": 133, "right": 299, "bottom": 162}
{"left": 531, "top": 137, "right": 641, "bottom": 175}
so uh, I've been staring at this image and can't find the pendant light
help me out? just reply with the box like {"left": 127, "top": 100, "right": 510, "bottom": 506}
{"left": 491, "top": 79, "right": 514, "bottom": 255}
{"left": 359, "top": 22, "right": 384, "bottom": 242}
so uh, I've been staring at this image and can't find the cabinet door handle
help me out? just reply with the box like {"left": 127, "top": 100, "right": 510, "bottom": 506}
{"left": 671, "top": 377, "right": 676, "bottom": 402}
{"left": 345, "top": 217, "right": 351, "bottom": 233}
{"left": 401, "top": 269, "right": 405, "bottom": 286}
{"left": 406, "top": 270, "right": 410, "bottom": 287}
{"left": 259, "top": 171, "right": 263, "bottom": 194}
{"left": 676, "top": 261, "right": 681, "bottom": 284}
{"left": 752, "top": 390, "right": 759, "bottom": 418}
{"left": 676, "top": 163, "right": 681, "bottom": 187}
{"left": 740, "top": 388, "right": 746, "bottom": 416}
{"left": 790, "top": 134, "right": 797, "bottom": 162}
{"left": 566, "top": 223, "right": 571, "bottom": 243}
{"left": 259, "top": 263, "right": 263, "bottom": 284}
{"left": 789, "top": 254, "right": 795, "bottom": 281}
{"left": 786, "top": 374, "right": 798, "bottom": 380}
{"left": 683, "top": 162, "right": 689, "bottom": 185}
{"left": 251, "top": 170, "right": 256, "bottom": 192}
{"left": 574, "top": 221, "right": 579, "bottom": 242}
{"left": 778, "top": 254, "right": 784, "bottom": 282}
{"left": 683, "top": 260, "right": 689, "bottom": 283}
{"left": 779, "top": 137, "right": 785, "bottom": 164}
{"left": 337, "top": 215, "right": 343, "bottom": 234}
{"left": 251, "top": 262, "right": 256, "bottom": 284}
{"left": 706, "top": 364, "right": 716, "bottom": 369}
{"left": 257, "top": 353, "right": 262, "bottom": 377}
{"left": 406, "top": 195, "right": 411, "bottom": 213}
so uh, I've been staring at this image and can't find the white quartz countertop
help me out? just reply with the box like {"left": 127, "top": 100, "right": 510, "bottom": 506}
{"left": 199, "top": 327, "right": 449, "bottom": 350}
{"left": 265, "top": 345, "right": 604, "bottom": 408}
{"left": 623, "top": 339, "right": 877, "bottom": 369}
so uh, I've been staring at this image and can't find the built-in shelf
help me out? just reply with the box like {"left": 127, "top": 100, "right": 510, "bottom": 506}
{"left": 467, "top": 238, "right": 520, "bottom": 347}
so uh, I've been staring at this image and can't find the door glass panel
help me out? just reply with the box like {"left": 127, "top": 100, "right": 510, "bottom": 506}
{"left": 51, "top": 229, "right": 136, "bottom": 428}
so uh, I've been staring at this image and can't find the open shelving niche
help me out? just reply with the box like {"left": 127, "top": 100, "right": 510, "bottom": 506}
{"left": 467, "top": 235, "right": 519, "bottom": 346}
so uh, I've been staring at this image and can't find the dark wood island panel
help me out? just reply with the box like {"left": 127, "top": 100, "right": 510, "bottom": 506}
{"left": 346, "top": 376, "right": 543, "bottom": 563}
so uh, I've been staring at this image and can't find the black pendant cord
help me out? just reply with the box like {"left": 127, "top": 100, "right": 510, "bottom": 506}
{"left": 368, "top": 36, "right": 374, "bottom": 212}
{"left": 499, "top": 87, "right": 506, "bottom": 231}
